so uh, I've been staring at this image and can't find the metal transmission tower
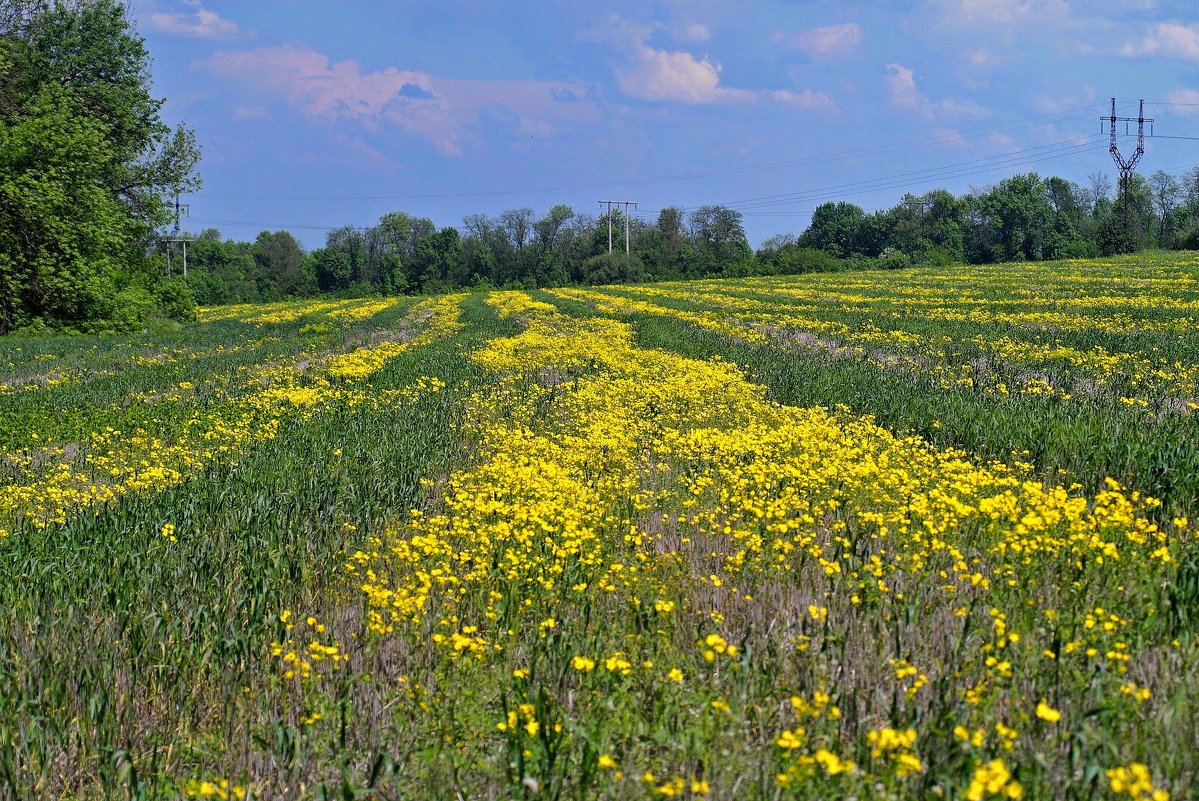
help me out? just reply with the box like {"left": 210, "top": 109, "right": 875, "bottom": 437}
{"left": 1101, "top": 98, "right": 1154, "bottom": 214}
{"left": 162, "top": 194, "right": 191, "bottom": 277}
{"left": 598, "top": 200, "right": 637, "bottom": 255}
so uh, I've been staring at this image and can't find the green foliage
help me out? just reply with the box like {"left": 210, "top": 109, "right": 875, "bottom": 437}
{"left": 154, "top": 277, "right": 197, "bottom": 322}
{"left": 0, "top": 0, "right": 200, "bottom": 334}
{"left": 0, "top": 85, "right": 130, "bottom": 332}
{"left": 107, "top": 285, "right": 156, "bottom": 332}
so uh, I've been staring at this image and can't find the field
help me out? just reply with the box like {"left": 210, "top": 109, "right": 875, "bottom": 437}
{"left": 2, "top": 253, "right": 1198, "bottom": 800}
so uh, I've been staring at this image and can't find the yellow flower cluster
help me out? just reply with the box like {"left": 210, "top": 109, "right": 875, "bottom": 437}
{"left": 183, "top": 778, "right": 247, "bottom": 799}
{"left": 1107, "top": 763, "right": 1170, "bottom": 800}
{"left": 325, "top": 297, "right": 403, "bottom": 322}
{"left": 553, "top": 254, "right": 1199, "bottom": 411}
{"left": 0, "top": 297, "right": 462, "bottom": 534}
{"left": 330, "top": 291, "right": 1182, "bottom": 795}
{"left": 967, "top": 759, "right": 1023, "bottom": 800}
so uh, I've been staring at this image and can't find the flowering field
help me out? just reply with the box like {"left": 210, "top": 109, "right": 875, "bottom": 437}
{"left": 2, "top": 253, "right": 1198, "bottom": 800}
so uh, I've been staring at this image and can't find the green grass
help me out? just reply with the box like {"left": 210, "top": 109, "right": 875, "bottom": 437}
{"left": 0, "top": 295, "right": 517, "bottom": 799}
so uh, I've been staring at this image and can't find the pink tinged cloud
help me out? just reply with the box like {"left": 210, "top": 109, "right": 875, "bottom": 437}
{"left": 676, "top": 22, "right": 711, "bottom": 43}
{"left": 204, "top": 45, "right": 595, "bottom": 157}
{"left": 885, "top": 63, "right": 989, "bottom": 121}
{"left": 602, "top": 16, "right": 830, "bottom": 108}
{"left": 934, "top": 0, "right": 1068, "bottom": 26}
{"left": 771, "top": 89, "right": 834, "bottom": 109}
{"left": 884, "top": 63, "right": 923, "bottom": 109}
{"left": 149, "top": 7, "right": 240, "bottom": 40}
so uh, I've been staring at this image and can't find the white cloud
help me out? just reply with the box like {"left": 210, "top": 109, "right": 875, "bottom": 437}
{"left": 935, "top": 0, "right": 1068, "bottom": 25}
{"left": 149, "top": 4, "right": 240, "bottom": 40}
{"left": 966, "top": 48, "right": 996, "bottom": 66}
{"left": 1036, "top": 87, "right": 1096, "bottom": 113}
{"left": 885, "top": 63, "right": 922, "bottom": 109}
{"left": 885, "top": 64, "right": 991, "bottom": 120}
{"left": 600, "top": 15, "right": 830, "bottom": 108}
{"left": 1166, "top": 88, "right": 1199, "bottom": 114}
{"left": 231, "top": 104, "right": 267, "bottom": 120}
{"left": 777, "top": 23, "right": 862, "bottom": 59}
{"left": 1122, "top": 23, "right": 1199, "bottom": 60}
{"left": 935, "top": 128, "right": 970, "bottom": 149}
{"left": 988, "top": 132, "right": 1018, "bottom": 151}
{"left": 616, "top": 46, "right": 753, "bottom": 104}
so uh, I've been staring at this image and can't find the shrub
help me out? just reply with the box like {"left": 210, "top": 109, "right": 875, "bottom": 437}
{"left": 154, "top": 278, "right": 198, "bottom": 322}
{"left": 107, "top": 286, "right": 157, "bottom": 333}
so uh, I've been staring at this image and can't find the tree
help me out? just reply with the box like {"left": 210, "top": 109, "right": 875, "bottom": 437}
{"left": 0, "top": 86, "right": 131, "bottom": 329}
{"left": 254, "top": 231, "right": 311, "bottom": 298}
{"left": 689, "top": 205, "right": 751, "bottom": 274}
{"left": 184, "top": 233, "right": 256, "bottom": 304}
{"left": 798, "top": 202, "right": 869, "bottom": 258}
{"left": 0, "top": 0, "right": 200, "bottom": 332}
{"left": 1148, "top": 170, "right": 1182, "bottom": 246}
{"left": 311, "top": 248, "right": 353, "bottom": 292}
{"left": 1102, "top": 173, "right": 1153, "bottom": 255}
{"left": 373, "top": 212, "right": 434, "bottom": 292}
{"left": 413, "top": 227, "right": 464, "bottom": 292}
{"left": 1088, "top": 172, "right": 1113, "bottom": 212}
{"left": 533, "top": 204, "right": 575, "bottom": 254}
{"left": 3, "top": 0, "right": 199, "bottom": 229}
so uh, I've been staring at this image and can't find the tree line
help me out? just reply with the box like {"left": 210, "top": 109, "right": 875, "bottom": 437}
{"left": 793, "top": 170, "right": 1199, "bottom": 267}
{"left": 183, "top": 204, "right": 764, "bottom": 304}
{"left": 183, "top": 168, "right": 1199, "bottom": 306}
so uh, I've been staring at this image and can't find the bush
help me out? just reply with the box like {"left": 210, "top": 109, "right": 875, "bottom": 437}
{"left": 919, "top": 246, "right": 959, "bottom": 267}
{"left": 877, "top": 248, "right": 912, "bottom": 270}
{"left": 106, "top": 286, "right": 156, "bottom": 333}
{"left": 764, "top": 246, "right": 843, "bottom": 275}
{"left": 154, "top": 278, "right": 198, "bottom": 322}
{"left": 1180, "top": 223, "right": 1199, "bottom": 252}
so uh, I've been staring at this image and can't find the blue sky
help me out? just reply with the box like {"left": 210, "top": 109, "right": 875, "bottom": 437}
{"left": 132, "top": 0, "right": 1199, "bottom": 249}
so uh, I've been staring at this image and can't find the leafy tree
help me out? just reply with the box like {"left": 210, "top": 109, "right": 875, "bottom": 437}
{"left": 311, "top": 248, "right": 353, "bottom": 292}
{"left": 413, "top": 227, "right": 464, "bottom": 292}
{"left": 254, "top": 230, "right": 312, "bottom": 299}
{"left": 0, "top": 85, "right": 130, "bottom": 330}
{"left": 183, "top": 234, "right": 256, "bottom": 304}
{"left": 689, "top": 205, "right": 751, "bottom": 275}
{"left": 1149, "top": 170, "right": 1182, "bottom": 246}
{"left": 798, "top": 202, "right": 869, "bottom": 258}
{"left": 0, "top": 0, "right": 200, "bottom": 332}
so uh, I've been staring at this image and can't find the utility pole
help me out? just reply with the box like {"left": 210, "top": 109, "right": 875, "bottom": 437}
{"left": 598, "top": 200, "right": 637, "bottom": 254}
{"left": 903, "top": 197, "right": 932, "bottom": 243}
{"left": 1101, "top": 98, "right": 1154, "bottom": 216}
{"left": 161, "top": 194, "right": 190, "bottom": 277}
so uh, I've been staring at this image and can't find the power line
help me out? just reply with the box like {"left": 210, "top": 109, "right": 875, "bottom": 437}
{"left": 189, "top": 134, "right": 1125, "bottom": 234}
{"left": 632, "top": 135, "right": 1112, "bottom": 217}
{"left": 1102, "top": 97, "right": 1154, "bottom": 219}
{"left": 198, "top": 106, "right": 1102, "bottom": 203}
{"left": 181, "top": 117, "right": 1199, "bottom": 237}
{"left": 720, "top": 136, "right": 1105, "bottom": 211}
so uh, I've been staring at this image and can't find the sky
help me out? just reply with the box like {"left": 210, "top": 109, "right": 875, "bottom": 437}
{"left": 131, "top": 0, "right": 1199, "bottom": 249}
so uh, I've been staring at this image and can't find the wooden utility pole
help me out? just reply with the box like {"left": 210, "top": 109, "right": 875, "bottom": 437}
{"left": 598, "top": 200, "right": 637, "bottom": 254}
